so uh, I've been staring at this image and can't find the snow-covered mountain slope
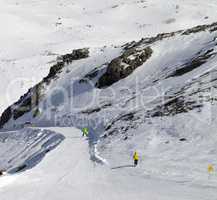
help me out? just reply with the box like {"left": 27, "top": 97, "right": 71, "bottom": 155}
{"left": 0, "top": 127, "right": 216, "bottom": 200}
{"left": 1, "top": 0, "right": 217, "bottom": 115}
{"left": 2, "top": 1, "right": 217, "bottom": 199}
{"left": 0, "top": 128, "right": 64, "bottom": 173}
{"left": 1, "top": 22, "right": 217, "bottom": 189}
{"left": 2, "top": 22, "right": 217, "bottom": 129}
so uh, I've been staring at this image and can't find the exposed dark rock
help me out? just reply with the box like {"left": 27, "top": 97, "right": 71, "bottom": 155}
{"left": 124, "top": 22, "right": 217, "bottom": 50}
{"left": 149, "top": 65, "right": 217, "bottom": 119}
{"left": 2, "top": 22, "right": 217, "bottom": 129}
{"left": 13, "top": 97, "right": 32, "bottom": 120}
{"left": 149, "top": 75, "right": 215, "bottom": 118}
{"left": 12, "top": 83, "right": 42, "bottom": 120}
{"left": 179, "top": 138, "right": 187, "bottom": 142}
{"left": 81, "top": 103, "right": 112, "bottom": 115}
{"left": 123, "top": 136, "right": 128, "bottom": 140}
{"left": 105, "top": 124, "right": 112, "bottom": 131}
{"left": 79, "top": 67, "right": 101, "bottom": 83}
{"left": 117, "top": 112, "right": 135, "bottom": 121}
{"left": 104, "top": 112, "right": 139, "bottom": 137}
{"left": 125, "top": 32, "right": 180, "bottom": 50}
{"left": 14, "top": 164, "right": 27, "bottom": 173}
{"left": 59, "top": 48, "right": 89, "bottom": 64}
{"left": 45, "top": 61, "right": 64, "bottom": 81}
{"left": 81, "top": 107, "right": 101, "bottom": 115}
{"left": 96, "top": 47, "right": 153, "bottom": 88}
{"left": 0, "top": 107, "right": 12, "bottom": 128}
{"left": 167, "top": 49, "right": 216, "bottom": 78}
{"left": 45, "top": 48, "right": 89, "bottom": 83}
{"left": 150, "top": 96, "right": 203, "bottom": 117}
{"left": 182, "top": 22, "right": 217, "bottom": 35}
{"left": 108, "top": 129, "right": 117, "bottom": 136}
{"left": 84, "top": 69, "right": 98, "bottom": 80}
{"left": 33, "top": 108, "right": 41, "bottom": 118}
{"left": 0, "top": 48, "right": 89, "bottom": 128}
{"left": 210, "top": 26, "right": 217, "bottom": 32}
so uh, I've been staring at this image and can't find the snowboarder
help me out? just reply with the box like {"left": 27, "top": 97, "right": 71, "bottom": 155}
{"left": 133, "top": 151, "right": 139, "bottom": 167}
{"left": 82, "top": 128, "right": 89, "bottom": 137}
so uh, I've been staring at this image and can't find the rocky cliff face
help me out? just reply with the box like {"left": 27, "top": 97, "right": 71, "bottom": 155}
{"left": 96, "top": 47, "right": 153, "bottom": 88}
{"left": 0, "top": 48, "right": 89, "bottom": 128}
{"left": 1, "top": 22, "right": 217, "bottom": 132}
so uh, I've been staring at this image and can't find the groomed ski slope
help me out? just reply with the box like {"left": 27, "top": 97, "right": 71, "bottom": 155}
{"left": 0, "top": 127, "right": 216, "bottom": 200}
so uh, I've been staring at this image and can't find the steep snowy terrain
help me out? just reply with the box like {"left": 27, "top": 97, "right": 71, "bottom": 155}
{"left": 0, "top": 128, "right": 64, "bottom": 173}
{"left": 1, "top": 0, "right": 217, "bottom": 114}
{"left": 1, "top": 0, "right": 217, "bottom": 199}
{"left": 1, "top": 21, "right": 217, "bottom": 198}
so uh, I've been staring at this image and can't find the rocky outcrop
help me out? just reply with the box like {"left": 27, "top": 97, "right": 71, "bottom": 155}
{"left": 12, "top": 84, "right": 42, "bottom": 120}
{"left": 2, "top": 22, "right": 217, "bottom": 129}
{"left": 60, "top": 48, "right": 89, "bottom": 64}
{"left": 124, "top": 22, "right": 217, "bottom": 50}
{"left": 167, "top": 49, "right": 216, "bottom": 78}
{"left": 150, "top": 97, "right": 203, "bottom": 117}
{"left": 0, "top": 48, "right": 89, "bottom": 128}
{"left": 182, "top": 22, "right": 217, "bottom": 35}
{"left": 96, "top": 47, "right": 153, "bottom": 88}
{"left": 150, "top": 69, "right": 217, "bottom": 118}
{"left": 45, "top": 48, "right": 89, "bottom": 83}
{"left": 0, "top": 107, "right": 12, "bottom": 128}
{"left": 102, "top": 111, "right": 141, "bottom": 139}
{"left": 80, "top": 103, "right": 112, "bottom": 115}
{"left": 96, "top": 22, "right": 217, "bottom": 89}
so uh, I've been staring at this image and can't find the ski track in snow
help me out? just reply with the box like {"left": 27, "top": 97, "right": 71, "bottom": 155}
{"left": 0, "top": 127, "right": 216, "bottom": 200}
{"left": 1, "top": 0, "right": 217, "bottom": 199}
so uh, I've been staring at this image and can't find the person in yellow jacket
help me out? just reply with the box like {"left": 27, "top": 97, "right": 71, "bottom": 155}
{"left": 208, "top": 164, "right": 214, "bottom": 174}
{"left": 133, "top": 151, "right": 139, "bottom": 167}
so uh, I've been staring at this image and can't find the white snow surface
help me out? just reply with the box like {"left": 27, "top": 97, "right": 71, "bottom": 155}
{"left": 1, "top": 1, "right": 217, "bottom": 199}
{"left": 1, "top": 19, "right": 217, "bottom": 199}
{"left": 0, "top": 128, "right": 65, "bottom": 172}
{"left": 1, "top": 0, "right": 217, "bottom": 114}
{"left": 0, "top": 127, "right": 216, "bottom": 200}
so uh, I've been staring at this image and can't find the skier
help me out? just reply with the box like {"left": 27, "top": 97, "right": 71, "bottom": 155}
{"left": 208, "top": 164, "right": 214, "bottom": 174}
{"left": 82, "top": 127, "right": 89, "bottom": 137}
{"left": 133, "top": 151, "right": 139, "bottom": 167}
{"left": 208, "top": 164, "right": 215, "bottom": 179}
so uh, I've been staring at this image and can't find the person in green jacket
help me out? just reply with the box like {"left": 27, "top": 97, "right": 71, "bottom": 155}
{"left": 82, "top": 128, "right": 89, "bottom": 137}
